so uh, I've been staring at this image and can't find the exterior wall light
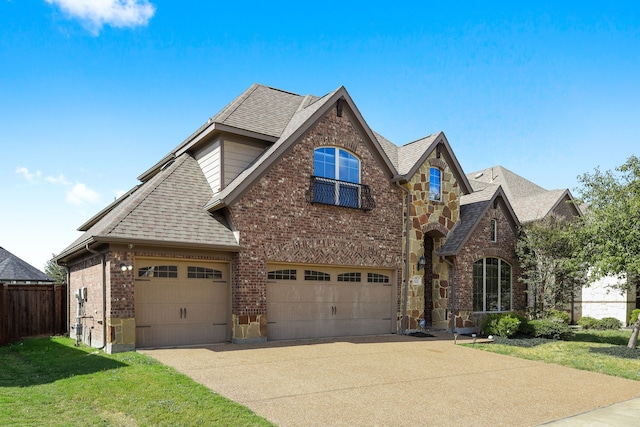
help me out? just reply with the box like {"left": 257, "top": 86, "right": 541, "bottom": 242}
{"left": 120, "top": 263, "right": 133, "bottom": 272}
{"left": 417, "top": 255, "right": 427, "bottom": 270}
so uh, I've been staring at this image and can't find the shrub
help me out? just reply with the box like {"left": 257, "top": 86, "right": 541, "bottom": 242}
{"left": 516, "top": 314, "right": 534, "bottom": 335}
{"left": 578, "top": 316, "right": 621, "bottom": 330}
{"left": 578, "top": 316, "right": 598, "bottom": 329}
{"left": 630, "top": 309, "right": 640, "bottom": 326}
{"left": 480, "top": 313, "right": 521, "bottom": 338}
{"left": 546, "top": 309, "right": 570, "bottom": 324}
{"left": 529, "top": 319, "right": 573, "bottom": 340}
{"left": 595, "top": 317, "right": 621, "bottom": 330}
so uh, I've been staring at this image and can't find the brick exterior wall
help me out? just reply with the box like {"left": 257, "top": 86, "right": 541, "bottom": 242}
{"left": 551, "top": 194, "right": 580, "bottom": 220}
{"left": 68, "top": 254, "right": 104, "bottom": 348}
{"left": 228, "top": 104, "right": 404, "bottom": 339}
{"left": 453, "top": 198, "right": 525, "bottom": 329}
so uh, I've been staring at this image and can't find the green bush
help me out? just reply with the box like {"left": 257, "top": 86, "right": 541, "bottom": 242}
{"left": 529, "top": 319, "right": 573, "bottom": 340}
{"left": 595, "top": 317, "right": 621, "bottom": 330}
{"left": 480, "top": 313, "right": 521, "bottom": 338}
{"left": 546, "top": 309, "right": 570, "bottom": 324}
{"left": 630, "top": 309, "right": 640, "bottom": 326}
{"left": 516, "top": 314, "right": 534, "bottom": 335}
{"left": 578, "top": 316, "right": 598, "bottom": 329}
{"left": 578, "top": 316, "right": 621, "bottom": 330}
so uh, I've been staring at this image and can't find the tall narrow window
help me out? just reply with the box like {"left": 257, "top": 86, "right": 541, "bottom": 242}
{"left": 472, "top": 258, "right": 512, "bottom": 312}
{"left": 313, "top": 147, "right": 360, "bottom": 208}
{"left": 490, "top": 219, "right": 497, "bottom": 242}
{"left": 429, "top": 167, "right": 441, "bottom": 201}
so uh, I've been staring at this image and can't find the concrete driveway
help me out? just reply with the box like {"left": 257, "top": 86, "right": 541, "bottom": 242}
{"left": 141, "top": 334, "right": 640, "bottom": 426}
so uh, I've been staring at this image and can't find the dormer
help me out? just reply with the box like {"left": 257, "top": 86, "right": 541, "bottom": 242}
{"left": 194, "top": 134, "right": 270, "bottom": 193}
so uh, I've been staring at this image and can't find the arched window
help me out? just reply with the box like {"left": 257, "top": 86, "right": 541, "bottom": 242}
{"left": 473, "top": 258, "right": 511, "bottom": 312}
{"left": 313, "top": 147, "right": 361, "bottom": 208}
{"left": 429, "top": 167, "right": 441, "bottom": 201}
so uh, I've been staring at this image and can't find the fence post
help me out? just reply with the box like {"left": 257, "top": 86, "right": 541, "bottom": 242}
{"left": 0, "top": 284, "right": 6, "bottom": 346}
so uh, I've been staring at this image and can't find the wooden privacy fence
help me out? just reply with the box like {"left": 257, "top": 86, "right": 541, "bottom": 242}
{"left": 0, "top": 283, "right": 67, "bottom": 346}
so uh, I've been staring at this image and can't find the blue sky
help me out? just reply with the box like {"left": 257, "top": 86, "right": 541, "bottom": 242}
{"left": 2, "top": 1, "right": 639, "bottom": 271}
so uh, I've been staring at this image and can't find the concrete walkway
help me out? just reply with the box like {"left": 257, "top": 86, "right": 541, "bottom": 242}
{"left": 141, "top": 334, "right": 640, "bottom": 426}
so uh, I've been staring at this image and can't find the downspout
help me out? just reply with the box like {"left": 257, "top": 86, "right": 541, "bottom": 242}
{"left": 395, "top": 182, "right": 411, "bottom": 335}
{"left": 86, "top": 244, "right": 107, "bottom": 349}
{"left": 442, "top": 256, "right": 456, "bottom": 333}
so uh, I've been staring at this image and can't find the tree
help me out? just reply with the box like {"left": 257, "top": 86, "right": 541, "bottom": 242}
{"left": 45, "top": 254, "right": 67, "bottom": 284}
{"left": 516, "top": 216, "right": 587, "bottom": 319}
{"left": 574, "top": 155, "right": 640, "bottom": 348}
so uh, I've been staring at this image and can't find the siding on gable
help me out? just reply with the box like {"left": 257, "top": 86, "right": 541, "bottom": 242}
{"left": 195, "top": 140, "right": 221, "bottom": 192}
{"left": 223, "top": 140, "right": 266, "bottom": 187}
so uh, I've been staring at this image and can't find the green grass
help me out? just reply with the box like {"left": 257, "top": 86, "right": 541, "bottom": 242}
{"left": 0, "top": 337, "right": 274, "bottom": 427}
{"left": 469, "top": 329, "right": 640, "bottom": 381}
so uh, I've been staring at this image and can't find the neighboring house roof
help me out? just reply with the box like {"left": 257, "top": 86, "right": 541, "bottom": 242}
{"left": 0, "top": 247, "right": 53, "bottom": 283}
{"left": 56, "top": 153, "right": 240, "bottom": 263}
{"left": 467, "top": 165, "right": 580, "bottom": 223}
{"left": 439, "top": 185, "right": 520, "bottom": 256}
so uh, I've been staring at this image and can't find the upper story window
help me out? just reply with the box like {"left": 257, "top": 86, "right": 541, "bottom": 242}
{"left": 309, "top": 147, "right": 375, "bottom": 210}
{"left": 429, "top": 167, "right": 442, "bottom": 202}
{"left": 490, "top": 219, "right": 497, "bottom": 242}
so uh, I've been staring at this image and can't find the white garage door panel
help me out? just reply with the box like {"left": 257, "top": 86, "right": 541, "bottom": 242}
{"left": 266, "top": 264, "right": 395, "bottom": 341}
{"left": 135, "top": 259, "right": 229, "bottom": 348}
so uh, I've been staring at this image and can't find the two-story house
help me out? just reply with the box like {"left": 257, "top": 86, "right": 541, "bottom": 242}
{"left": 56, "top": 84, "right": 524, "bottom": 353}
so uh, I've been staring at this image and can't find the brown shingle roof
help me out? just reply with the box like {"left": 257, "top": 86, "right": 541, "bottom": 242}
{"left": 467, "top": 165, "right": 579, "bottom": 223}
{"left": 439, "top": 186, "right": 519, "bottom": 256}
{"left": 57, "top": 154, "right": 239, "bottom": 261}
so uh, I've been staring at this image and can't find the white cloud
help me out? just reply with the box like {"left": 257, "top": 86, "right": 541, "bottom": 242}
{"left": 15, "top": 167, "right": 42, "bottom": 183}
{"left": 115, "top": 189, "right": 127, "bottom": 199}
{"left": 45, "top": 0, "right": 156, "bottom": 33}
{"left": 45, "top": 173, "right": 71, "bottom": 185}
{"left": 66, "top": 183, "right": 101, "bottom": 205}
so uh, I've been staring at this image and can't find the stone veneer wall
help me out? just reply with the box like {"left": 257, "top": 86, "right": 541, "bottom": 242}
{"left": 453, "top": 199, "right": 525, "bottom": 330}
{"left": 228, "top": 104, "right": 404, "bottom": 342}
{"left": 402, "top": 151, "right": 461, "bottom": 331}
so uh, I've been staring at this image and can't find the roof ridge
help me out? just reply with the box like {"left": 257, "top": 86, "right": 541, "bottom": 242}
{"left": 211, "top": 83, "right": 260, "bottom": 123}
{"left": 401, "top": 132, "right": 439, "bottom": 147}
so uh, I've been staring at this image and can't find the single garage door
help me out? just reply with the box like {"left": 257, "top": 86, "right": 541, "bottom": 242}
{"left": 266, "top": 264, "right": 395, "bottom": 341}
{"left": 135, "top": 259, "right": 229, "bottom": 348}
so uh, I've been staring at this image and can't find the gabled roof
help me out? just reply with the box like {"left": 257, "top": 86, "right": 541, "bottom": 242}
{"left": 203, "top": 85, "right": 398, "bottom": 210}
{"left": 383, "top": 132, "right": 473, "bottom": 195}
{"left": 438, "top": 186, "right": 520, "bottom": 256}
{"left": 467, "top": 165, "right": 581, "bottom": 223}
{"left": 0, "top": 247, "right": 53, "bottom": 282}
{"left": 59, "top": 83, "right": 483, "bottom": 263}
{"left": 56, "top": 154, "right": 240, "bottom": 263}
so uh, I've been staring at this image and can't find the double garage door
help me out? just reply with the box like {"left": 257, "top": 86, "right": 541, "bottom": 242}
{"left": 267, "top": 264, "right": 396, "bottom": 341}
{"left": 135, "top": 259, "right": 229, "bottom": 348}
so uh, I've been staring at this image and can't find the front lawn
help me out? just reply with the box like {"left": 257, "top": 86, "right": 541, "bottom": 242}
{"left": 469, "top": 329, "right": 640, "bottom": 381}
{"left": 0, "top": 337, "right": 273, "bottom": 426}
